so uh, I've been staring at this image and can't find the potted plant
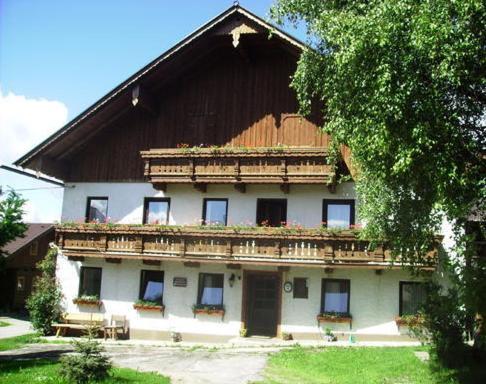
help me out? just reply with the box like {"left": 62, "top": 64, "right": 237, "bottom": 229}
{"left": 282, "top": 332, "right": 293, "bottom": 341}
{"left": 72, "top": 295, "right": 102, "bottom": 307}
{"left": 317, "top": 311, "right": 352, "bottom": 323}
{"left": 239, "top": 328, "right": 247, "bottom": 338}
{"left": 133, "top": 300, "right": 165, "bottom": 314}
{"left": 171, "top": 331, "right": 182, "bottom": 342}
{"left": 324, "top": 327, "right": 337, "bottom": 342}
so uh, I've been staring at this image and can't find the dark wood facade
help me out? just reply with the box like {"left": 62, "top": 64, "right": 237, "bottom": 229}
{"left": 1, "top": 225, "right": 55, "bottom": 311}
{"left": 68, "top": 48, "right": 328, "bottom": 182}
{"left": 15, "top": 7, "right": 336, "bottom": 183}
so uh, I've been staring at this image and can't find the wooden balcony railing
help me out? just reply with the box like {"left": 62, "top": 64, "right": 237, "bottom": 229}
{"left": 140, "top": 147, "right": 334, "bottom": 191}
{"left": 55, "top": 224, "right": 438, "bottom": 269}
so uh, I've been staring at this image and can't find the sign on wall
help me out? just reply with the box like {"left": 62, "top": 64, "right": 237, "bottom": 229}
{"left": 173, "top": 277, "right": 187, "bottom": 287}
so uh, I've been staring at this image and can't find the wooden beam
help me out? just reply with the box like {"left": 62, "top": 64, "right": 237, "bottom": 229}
{"left": 153, "top": 182, "right": 167, "bottom": 192}
{"left": 234, "top": 183, "right": 246, "bottom": 193}
{"left": 226, "top": 263, "right": 242, "bottom": 270}
{"left": 280, "top": 183, "right": 290, "bottom": 194}
{"left": 68, "top": 256, "right": 84, "bottom": 262}
{"left": 105, "top": 258, "right": 122, "bottom": 264}
{"left": 132, "top": 85, "right": 158, "bottom": 116}
{"left": 194, "top": 183, "right": 207, "bottom": 193}
{"left": 183, "top": 261, "right": 200, "bottom": 268}
{"left": 143, "top": 259, "right": 161, "bottom": 266}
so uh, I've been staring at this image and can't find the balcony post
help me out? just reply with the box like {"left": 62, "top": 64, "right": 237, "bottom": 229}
{"left": 324, "top": 242, "right": 334, "bottom": 259}
{"left": 134, "top": 235, "right": 143, "bottom": 253}
{"left": 99, "top": 235, "right": 107, "bottom": 251}
{"left": 226, "top": 239, "right": 232, "bottom": 257}
{"left": 179, "top": 238, "right": 186, "bottom": 257}
{"left": 274, "top": 240, "right": 281, "bottom": 258}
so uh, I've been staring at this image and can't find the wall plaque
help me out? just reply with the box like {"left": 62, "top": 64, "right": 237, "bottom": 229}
{"left": 173, "top": 277, "right": 187, "bottom": 287}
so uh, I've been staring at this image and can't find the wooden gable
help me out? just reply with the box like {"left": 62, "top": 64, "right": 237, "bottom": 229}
{"left": 15, "top": 5, "right": 333, "bottom": 182}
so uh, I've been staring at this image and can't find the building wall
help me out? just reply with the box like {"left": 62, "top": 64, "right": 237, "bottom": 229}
{"left": 62, "top": 182, "right": 357, "bottom": 227}
{"left": 57, "top": 252, "right": 420, "bottom": 340}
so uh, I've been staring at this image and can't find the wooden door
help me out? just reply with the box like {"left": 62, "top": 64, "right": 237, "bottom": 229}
{"left": 245, "top": 273, "right": 280, "bottom": 337}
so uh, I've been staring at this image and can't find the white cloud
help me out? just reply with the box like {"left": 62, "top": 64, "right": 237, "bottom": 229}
{"left": 0, "top": 87, "right": 68, "bottom": 223}
{"left": 0, "top": 87, "right": 68, "bottom": 164}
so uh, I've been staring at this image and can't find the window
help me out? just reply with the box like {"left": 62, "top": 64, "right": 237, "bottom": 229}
{"left": 139, "top": 270, "right": 164, "bottom": 305}
{"left": 256, "top": 199, "right": 287, "bottom": 227}
{"left": 86, "top": 197, "right": 108, "bottom": 223}
{"left": 293, "top": 278, "right": 308, "bottom": 299}
{"left": 79, "top": 267, "right": 102, "bottom": 297}
{"left": 202, "top": 199, "right": 228, "bottom": 226}
{"left": 197, "top": 273, "right": 224, "bottom": 306}
{"left": 29, "top": 241, "right": 38, "bottom": 256}
{"left": 399, "top": 282, "right": 426, "bottom": 316}
{"left": 16, "top": 276, "right": 25, "bottom": 292}
{"left": 322, "top": 199, "right": 355, "bottom": 228}
{"left": 321, "top": 279, "right": 350, "bottom": 314}
{"left": 143, "top": 198, "right": 170, "bottom": 225}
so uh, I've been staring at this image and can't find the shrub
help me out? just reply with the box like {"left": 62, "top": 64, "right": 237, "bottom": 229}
{"left": 26, "top": 246, "right": 63, "bottom": 335}
{"left": 413, "top": 281, "right": 468, "bottom": 367}
{"left": 60, "top": 336, "right": 112, "bottom": 383}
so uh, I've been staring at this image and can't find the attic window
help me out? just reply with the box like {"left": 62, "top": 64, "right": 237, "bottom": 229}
{"left": 30, "top": 241, "right": 38, "bottom": 256}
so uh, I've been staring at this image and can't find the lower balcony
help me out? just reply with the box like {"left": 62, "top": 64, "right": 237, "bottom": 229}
{"left": 56, "top": 224, "right": 438, "bottom": 269}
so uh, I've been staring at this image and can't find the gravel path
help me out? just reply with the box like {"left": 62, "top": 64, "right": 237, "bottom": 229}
{"left": 0, "top": 343, "right": 269, "bottom": 384}
{"left": 0, "top": 316, "right": 33, "bottom": 339}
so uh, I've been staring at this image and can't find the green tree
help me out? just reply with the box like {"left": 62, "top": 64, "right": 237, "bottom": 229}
{"left": 0, "top": 190, "right": 27, "bottom": 257}
{"left": 26, "top": 246, "right": 63, "bottom": 335}
{"left": 271, "top": 0, "right": 485, "bottom": 362}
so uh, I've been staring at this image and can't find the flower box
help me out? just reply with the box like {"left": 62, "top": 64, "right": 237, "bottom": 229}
{"left": 133, "top": 303, "right": 165, "bottom": 314}
{"left": 395, "top": 315, "right": 424, "bottom": 327}
{"left": 192, "top": 305, "right": 225, "bottom": 317}
{"left": 317, "top": 313, "right": 352, "bottom": 323}
{"left": 193, "top": 308, "right": 225, "bottom": 316}
{"left": 73, "top": 297, "right": 102, "bottom": 307}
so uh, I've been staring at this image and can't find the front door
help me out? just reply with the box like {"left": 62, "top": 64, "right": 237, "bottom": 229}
{"left": 245, "top": 272, "right": 280, "bottom": 337}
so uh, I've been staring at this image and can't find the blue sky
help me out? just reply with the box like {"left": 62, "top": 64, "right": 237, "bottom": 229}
{"left": 0, "top": 0, "right": 306, "bottom": 222}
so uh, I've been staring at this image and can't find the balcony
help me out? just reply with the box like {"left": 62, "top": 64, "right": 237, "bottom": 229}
{"left": 140, "top": 147, "right": 334, "bottom": 192}
{"left": 55, "top": 224, "right": 438, "bottom": 269}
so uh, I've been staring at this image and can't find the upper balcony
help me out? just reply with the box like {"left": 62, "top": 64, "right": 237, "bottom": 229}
{"left": 140, "top": 147, "right": 335, "bottom": 192}
{"left": 55, "top": 224, "right": 438, "bottom": 270}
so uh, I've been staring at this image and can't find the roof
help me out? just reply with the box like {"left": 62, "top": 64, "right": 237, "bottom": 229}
{"left": 2, "top": 223, "right": 54, "bottom": 256}
{"left": 13, "top": 4, "right": 307, "bottom": 178}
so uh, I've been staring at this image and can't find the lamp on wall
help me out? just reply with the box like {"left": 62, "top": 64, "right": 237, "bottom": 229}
{"left": 229, "top": 273, "right": 236, "bottom": 287}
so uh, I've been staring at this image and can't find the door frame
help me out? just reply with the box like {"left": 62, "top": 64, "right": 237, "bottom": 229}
{"left": 241, "top": 270, "right": 282, "bottom": 337}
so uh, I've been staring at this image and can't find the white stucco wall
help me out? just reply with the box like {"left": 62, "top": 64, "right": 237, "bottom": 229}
{"left": 57, "top": 252, "right": 420, "bottom": 339}
{"left": 61, "top": 182, "right": 357, "bottom": 228}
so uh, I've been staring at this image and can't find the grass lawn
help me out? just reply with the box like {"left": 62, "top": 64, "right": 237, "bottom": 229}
{"left": 0, "top": 321, "right": 11, "bottom": 327}
{"left": 0, "top": 333, "right": 48, "bottom": 352}
{"left": 0, "top": 359, "right": 170, "bottom": 383}
{"left": 255, "top": 346, "right": 486, "bottom": 384}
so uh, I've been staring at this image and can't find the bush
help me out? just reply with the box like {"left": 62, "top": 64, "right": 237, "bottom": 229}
{"left": 26, "top": 246, "right": 63, "bottom": 335}
{"left": 60, "top": 337, "right": 112, "bottom": 383}
{"left": 412, "top": 281, "right": 468, "bottom": 367}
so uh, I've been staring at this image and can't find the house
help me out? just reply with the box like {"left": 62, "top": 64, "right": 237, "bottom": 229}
{"left": 1, "top": 223, "right": 55, "bottom": 311}
{"left": 13, "top": 5, "right": 441, "bottom": 341}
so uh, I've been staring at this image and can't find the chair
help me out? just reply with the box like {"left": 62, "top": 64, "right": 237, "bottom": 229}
{"left": 103, "top": 315, "right": 127, "bottom": 340}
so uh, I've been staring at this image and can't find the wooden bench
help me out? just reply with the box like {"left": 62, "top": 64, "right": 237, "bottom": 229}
{"left": 53, "top": 313, "right": 105, "bottom": 337}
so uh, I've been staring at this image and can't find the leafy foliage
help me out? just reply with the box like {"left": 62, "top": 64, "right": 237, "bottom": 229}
{"left": 271, "top": 0, "right": 485, "bottom": 361}
{"left": 59, "top": 337, "right": 112, "bottom": 384}
{"left": 26, "top": 247, "right": 63, "bottom": 335}
{"left": 0, "top": 191, "right": 27, "bottom": 257}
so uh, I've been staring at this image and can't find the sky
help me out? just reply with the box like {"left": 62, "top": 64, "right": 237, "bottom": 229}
{"left": 0, "top": 0, "right": 306, "bottom": 223}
